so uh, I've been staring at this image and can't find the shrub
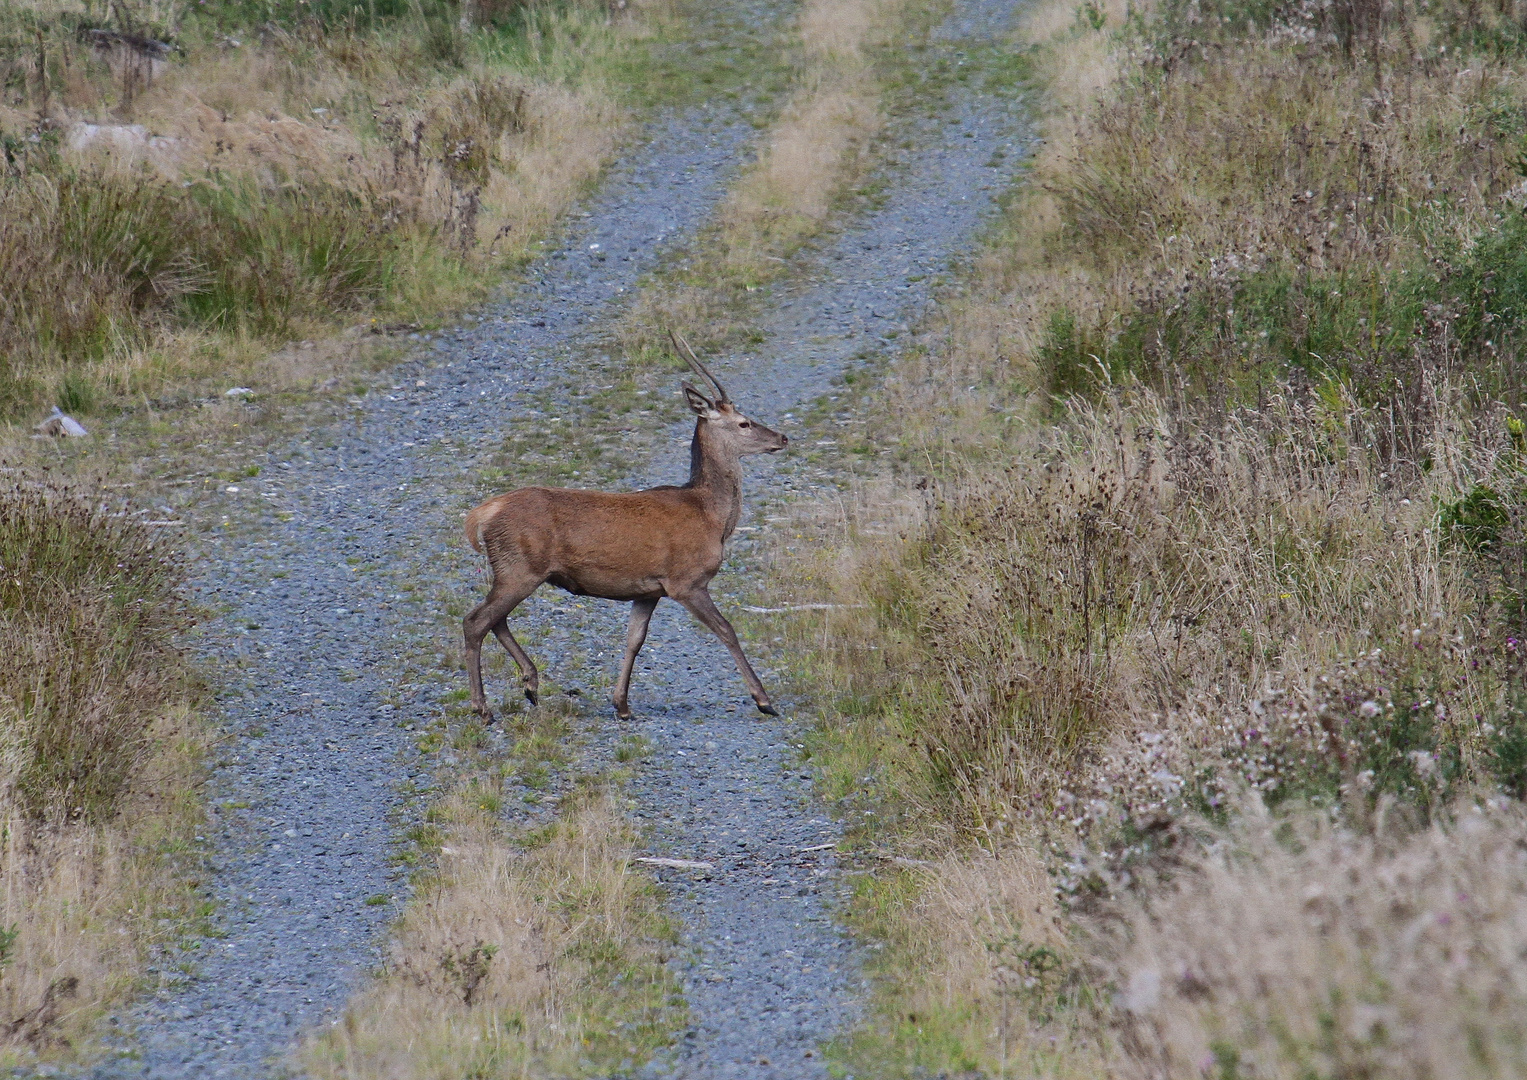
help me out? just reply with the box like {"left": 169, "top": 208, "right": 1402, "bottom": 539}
{"left": 0, "top": 476, "right": 192, "bottom": 821}
{"left": 1439, "top": 482, "right": 1512, "bottom": 554}
{"left": 1109, "top": 801, "right": 1527, "bottom": 1080}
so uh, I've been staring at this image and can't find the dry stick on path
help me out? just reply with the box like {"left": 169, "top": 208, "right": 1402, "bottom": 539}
{"left": 461, "top": 332, "right": 789, "bottom": 721}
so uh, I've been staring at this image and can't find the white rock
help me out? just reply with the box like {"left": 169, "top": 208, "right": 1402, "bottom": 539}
{"left": 1122, "top": 967, "right": 1161, "bottom": 1013}
{"left": 67, "top": 122, "right": 178, "bottom": 156}
{"left": 225, "top": 387, "right": 255, "bottom": 398}
{"left": 635, "top": 856, "right": 715, "bottom": 871}
{"left": 34, "top": 407, "right": 88, "bottom": 438}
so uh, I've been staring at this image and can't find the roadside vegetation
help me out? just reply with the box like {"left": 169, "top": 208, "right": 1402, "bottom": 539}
{"left": 0, "top": 474, "right": 205, "bottom": 1064}
{"left": 0, "top": 0, "right": 711, "bottom": 423}
{"left": 772, "top": 0, "right": 1527, "bottom": 1072}
{"left": 302, "top": 732, "right": 682, "bottom": 1080}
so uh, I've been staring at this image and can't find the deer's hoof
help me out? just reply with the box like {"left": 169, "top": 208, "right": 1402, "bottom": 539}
{"left": 476, "top": 707, "right": 496, "bottom": 725}
{"left": 524, "top": 688, "right": 539, "bottom": 707}
{"left": 615, "top": 706, "right": 633, "bottom": 720}
{"left": 756, "top": 701, "right": 780, "bottom": 717}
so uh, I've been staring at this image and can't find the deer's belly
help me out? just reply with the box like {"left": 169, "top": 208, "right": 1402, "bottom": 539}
{"left": 546, "top": 571, "right": 665, "bottom": 603}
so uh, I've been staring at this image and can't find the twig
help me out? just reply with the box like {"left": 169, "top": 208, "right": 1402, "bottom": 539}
{"left": 740, "top": 603, "right": 867, "bottom": 614}
{"left": 635, "top": 856, "right": 714, "bottom": 871}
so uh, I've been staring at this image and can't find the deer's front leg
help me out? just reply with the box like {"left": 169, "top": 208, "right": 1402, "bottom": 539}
{"left": 672, "top": 587, "right": 778, "bottom": 716}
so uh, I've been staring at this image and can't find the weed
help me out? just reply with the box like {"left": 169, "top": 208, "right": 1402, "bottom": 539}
{"left": 1108, "top": 801, "right": 1527, "bottom": 1080}
{"left": 301, "top": 784, "right": 684, "bottom": 1078}
{"left": 0, "top": 470, "right": 205, "bottom": 1062}
{"left": 0, "top": 473, "right": 192, "bottom": 820}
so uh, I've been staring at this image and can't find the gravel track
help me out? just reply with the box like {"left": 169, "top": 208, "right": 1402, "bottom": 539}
{"left": 90, "top": 0, "right": 1032, "bottom": 1073}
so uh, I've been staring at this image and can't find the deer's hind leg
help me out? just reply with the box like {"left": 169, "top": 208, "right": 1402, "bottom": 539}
{"left": 491, "top": 617, "right": 540, "bottom": 705}
{"left": 464, "top": 568, "right": 541, "bottom": 723}
{"left": 613, "top": 596, "right": 659, "bottom": 720}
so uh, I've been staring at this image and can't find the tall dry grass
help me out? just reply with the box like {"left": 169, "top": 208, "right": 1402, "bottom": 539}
{"left": 302, "top": 780, "right": 681, "bottom": 1079}
{"left": 834, "top": 845, "right": 1104, "bottom": 1078}
{"left": 0, "top": 473, "right": 206, "bottom": 1064}
{"left": 1111, "top": 799, "right": 1527, "bottom": 1080}
{"left": 0, "top": 475, "right": 192, "bottom": 820}
{"left": 792, "top": 385, "right": 1517, "bottom": 832}
{"left": 892, "top": 0, "right": 1527, "bottom": 453}
{"left": 0, "top": 0, "right": 636, "bottom": 417}
{"left": 768, "top": 0, "right": 1527, "bottom": 1072}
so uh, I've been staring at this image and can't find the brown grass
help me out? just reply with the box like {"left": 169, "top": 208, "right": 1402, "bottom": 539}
{"left": 1111, "top": 798, "right": 1527, "bottom": 1079}
{"left": 0, "top": 0, "right": 642, "bottom": 419}
{"left": 301, "top": 777, "right": 681, "bottom": 1078}
{"left": 837, "top": 846, "right": 1103, "bottom": 1077}
{"left": 0, "top": 712, "right": 206, "bottom": 1066}
{"left": 0, "top": 474, "right": 206, "bottom": 1065}
{"left": 768, "top": 0, "right": 1527, "bottom": 1072}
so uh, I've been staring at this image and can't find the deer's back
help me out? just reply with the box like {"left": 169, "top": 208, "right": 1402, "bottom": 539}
{"left": 469, "top": 486, "right": 720, "bottom": 598}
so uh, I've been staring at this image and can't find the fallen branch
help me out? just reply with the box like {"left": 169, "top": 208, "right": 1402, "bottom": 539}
{"left": 635, "top": 856, "right": 715, "bottom": 871}
{"left": 740, "top": 603, "right": 867, "bottom": 614}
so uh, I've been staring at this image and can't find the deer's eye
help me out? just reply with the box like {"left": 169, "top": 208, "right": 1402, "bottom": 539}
{"left": 739, "top": 421, "right": 752, "bottom": 428}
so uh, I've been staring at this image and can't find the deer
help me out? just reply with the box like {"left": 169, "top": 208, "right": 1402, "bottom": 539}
{"left": 462, "top": 332, "right": 789, "bottom": 723}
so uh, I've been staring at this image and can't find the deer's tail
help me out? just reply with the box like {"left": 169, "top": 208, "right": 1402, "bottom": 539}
{"left": 464, "top": 500, "right": 494, "bottom": 554}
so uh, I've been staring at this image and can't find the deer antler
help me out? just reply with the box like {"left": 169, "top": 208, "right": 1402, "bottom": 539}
{"left": 668, "top": 330, "right": 730, "bottom": 403}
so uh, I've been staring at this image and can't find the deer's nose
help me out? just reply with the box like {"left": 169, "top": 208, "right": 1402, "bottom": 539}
{"left": 779, "top": 433, "right": 789, "bottom": 446}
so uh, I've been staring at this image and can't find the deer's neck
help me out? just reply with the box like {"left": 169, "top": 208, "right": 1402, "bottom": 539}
{"left": 686, "top": 420, "right": 743, "bottom": 539}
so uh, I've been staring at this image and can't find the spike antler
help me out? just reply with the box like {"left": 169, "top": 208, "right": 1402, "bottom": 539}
{"left": 668, "top": 329, "right": 730, "bottom": 403}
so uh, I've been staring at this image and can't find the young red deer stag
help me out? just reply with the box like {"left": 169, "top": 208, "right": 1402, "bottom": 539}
{"left": 462, "top": 333, "right": 788, "bottom": 722}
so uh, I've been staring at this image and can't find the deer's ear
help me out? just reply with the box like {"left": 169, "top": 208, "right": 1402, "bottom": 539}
{"left": 682, "top": 382, "right": 718, "bottom": 417}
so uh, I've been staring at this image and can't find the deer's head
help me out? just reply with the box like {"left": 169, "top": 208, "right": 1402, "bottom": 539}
{"left": 682, "top": 384, "right": 786, "bottom": 455}
{"left": 672, "top": 332, "right": 788, "bottom": 457}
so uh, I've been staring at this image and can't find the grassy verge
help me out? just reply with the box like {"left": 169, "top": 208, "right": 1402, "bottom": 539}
{"left": 301, "top": 749, "right": 682, "bottom": 1079}
{"left": 765, "top": 0, "right": 1527, "bottom": 1073}
{"left": 0, "top": 474, "right": 207, "bottom": 1065}
{"left": 0, "top": 0, "right": 726, "bottom": 423}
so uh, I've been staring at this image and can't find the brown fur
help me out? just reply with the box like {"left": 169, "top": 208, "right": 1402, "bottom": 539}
{"left": 461, "top": 384, "right": 787, "bottom": 721}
